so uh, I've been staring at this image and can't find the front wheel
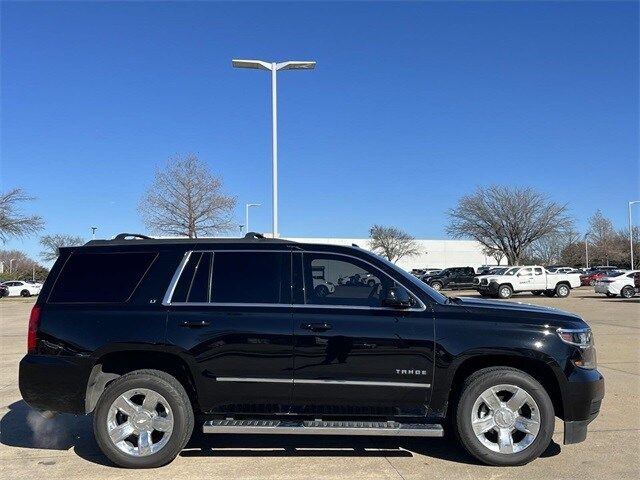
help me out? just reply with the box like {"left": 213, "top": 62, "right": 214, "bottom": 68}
{"left": 498, "top": 285, "right": 513, "bottom": 299}
{"left": 93, "top": 369, "right": 194, "bottom": 468}
{"left": 20, "top": 290, "right": 31, "bottom": 297}
{"left": 430, "top": 282, "right": 443, "bottom": 291}
{"left": 454, "top": 367, "right": 555, "bottom": 466}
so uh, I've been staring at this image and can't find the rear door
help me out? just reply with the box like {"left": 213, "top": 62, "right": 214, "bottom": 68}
{"left": 531, "top": 267, "right": 547, "bottom": 290}
{"left": 459, "top": 268, "right": 476, "bottom": 287}
{"left": 165, "top": 249, "right": 294, "bottom": 414}
{"left": 291, "top": 251, "right": 434, "bottom": 415}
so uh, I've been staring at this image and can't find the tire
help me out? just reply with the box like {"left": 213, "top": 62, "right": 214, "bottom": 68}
{"left": 543, "top": 290, "right": 555, "bottom": 297}
{"left": 621, "top": 286, "right": 635, "bottom": 299}
{"left": 454, "top": 367, "right": 555, "bottom": 466}
{"left": 20, "top": 290, "right": 31, "bottom": 297}
{"left": 431, "top": 282, "right": 443, "bottom": 291}
{"left": 531, "top": 291, "right": 542, "bottom": 296}
{"left": 605, "top": 292, "right": 616, "bottom": 298}
{"left": 555, "top": 284, "right": 570, "bottom": 298}
{"left": 93, "top": 369, "right": 194, "bottom": 469}
{"left": 497, "top": 285, "right": 512, "bottom": 299}
{"left": 589, "top": 280, "right": 596, "bottom": 286}
{"left": 314, "top": 285, "right": 329, "bottom": 297}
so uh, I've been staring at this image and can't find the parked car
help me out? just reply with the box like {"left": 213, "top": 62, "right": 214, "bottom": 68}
{"left": 422, "top": 267, "right": 476, "bottom": 291}
{"left": 1, "top": 280, "right": 41, "bottom": 297}
{"left": 580, "top": 270, "right": 610, "bottom": 287}
{"left": 19, "top": 233, "right": 603, "bottom": 468}
{"left": 474, "top": 266, "right": 581, "bottom": 299}
{"left": 547, "top": 266, "right": 574, "bottom": 274}
{"left": 0, "top": 284, "right": 8, "bottom": 298}
{"left": 594, "top": 270, "right": 640, "bottom": 298}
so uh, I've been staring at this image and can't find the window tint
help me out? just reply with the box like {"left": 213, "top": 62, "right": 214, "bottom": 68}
{"left": 302, "top": 253, "right": 395, "bottom": 307}
{"left": 171, "top": 252, "right": 213, "bottom": 303}
{"left": 49, "top": 252, "right": 156, "bottom": 303}
{"left": 210, "top": 252, "right": 287, "bottom": 304}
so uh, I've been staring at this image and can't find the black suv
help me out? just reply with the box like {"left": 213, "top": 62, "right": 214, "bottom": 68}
{"left": 19, "top": 233, "right": 603, "bottom": 468}
{"left": 422, "top": 267, "right": 476, "bottom": 291}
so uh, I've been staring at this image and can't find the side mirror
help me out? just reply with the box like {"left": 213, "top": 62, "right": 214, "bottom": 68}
{"left": 383, "top": 286, "right": 413, "bottom": 309}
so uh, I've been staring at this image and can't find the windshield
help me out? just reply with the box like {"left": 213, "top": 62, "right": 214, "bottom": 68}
{"left": 373, "top": 253, "right": 449, "bottom": 303}
{"left": 606, "top": 271, "right": 625, "bottom": 278}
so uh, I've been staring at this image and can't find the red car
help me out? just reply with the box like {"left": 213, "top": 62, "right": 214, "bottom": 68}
{"left": 580, "top": 270, "right": 609, "bottom": 286}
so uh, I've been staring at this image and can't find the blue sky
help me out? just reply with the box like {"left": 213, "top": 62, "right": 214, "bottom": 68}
{"left": 1, "top": 1, "right": 638, "bottom": 262}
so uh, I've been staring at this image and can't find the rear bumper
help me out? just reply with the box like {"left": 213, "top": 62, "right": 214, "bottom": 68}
{"left": 561, "top": 368, "right": 604, "bottom": 445}
{"left": 19, "top": 354, "right": 92, "bottom": 414}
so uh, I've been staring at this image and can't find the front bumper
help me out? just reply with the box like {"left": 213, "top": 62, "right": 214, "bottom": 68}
{"left": 475, "top": 282, "right": 499, "bottom": 294}
{"left": 19, "top": 354, "right": 93, "bottom": 414}
{"left": 561, "top": 367, "right": 604, "bottom": 445}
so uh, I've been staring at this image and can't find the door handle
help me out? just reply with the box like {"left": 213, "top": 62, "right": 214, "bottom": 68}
{"left": 180, "top": 320, "right": 211, "bottom": 328}
{"left": 301, "top": 322, "right": 332, "bottom": 332}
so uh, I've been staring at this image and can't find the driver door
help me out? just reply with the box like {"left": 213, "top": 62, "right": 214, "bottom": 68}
{"left": 291, "top": 252, "right": 434, "bottom": 412}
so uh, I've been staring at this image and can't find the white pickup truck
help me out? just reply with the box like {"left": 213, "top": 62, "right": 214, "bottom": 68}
{"left": 473, "top": 265, "right": 581, "bottom": 299}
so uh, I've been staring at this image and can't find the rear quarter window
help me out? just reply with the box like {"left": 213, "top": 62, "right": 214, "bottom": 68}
{"left": 48, "top": 251, "right": 157, "bottom": 303}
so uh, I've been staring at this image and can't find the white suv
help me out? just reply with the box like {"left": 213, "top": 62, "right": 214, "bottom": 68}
{"left": 1, "top": 280, "right": 42, "bottom": 297}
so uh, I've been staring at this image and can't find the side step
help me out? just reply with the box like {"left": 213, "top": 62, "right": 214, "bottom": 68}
{"left": 203, "top": 419, "right": 444, "bottom": 437}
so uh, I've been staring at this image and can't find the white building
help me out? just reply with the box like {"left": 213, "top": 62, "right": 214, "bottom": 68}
{"left": 285, "top": 237, "right": 502, "bottom": 272}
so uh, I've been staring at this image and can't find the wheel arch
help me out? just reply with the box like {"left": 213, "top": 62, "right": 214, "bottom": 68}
{"left": 444, "top": 353, "right": 564, "bottom": 420}
{"left": 85, "top": 349, "right": 200, "bottom": 414}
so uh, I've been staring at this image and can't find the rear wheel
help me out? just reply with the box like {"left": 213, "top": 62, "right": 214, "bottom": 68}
{"left": 621, "top": 286, "right": 635, "bottom": 299}
{"left": 555, "top": 284, "right": 570, "bottom": 298}
{"left": 430, "top": 282, "right": 443, "bottom": 291}
{"left": 93, "top": 369, "right": 193, "bottom": 468}
{"left": 454, "top": 367, "right": 555, "bottom": 466}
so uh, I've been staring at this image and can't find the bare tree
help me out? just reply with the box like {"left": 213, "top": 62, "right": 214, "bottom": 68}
{"left": 483, "top": 246, "right": 505, "bottom": 266}
{"left": 139, "top": 155, "right": 237, "bottom": 238}
{"left": 39, "top": 234, "right": 86, "bottom": 262}
{"left": 588, "top": 210, "right": 622, "bottom": 266}
{"left": 0, "top": 188, "right": 44, "bottom": 243}
{"left": 368, "top": 225, "right": 422, "bottom": 263}
{"left": 530, "top": 229, "right": 581, "bottom": 266}
{"left": 446, "top": 186, "right": 573, "bottom": 265}
{"left": 0, "top": 249, "right": 49, "bottom": 281}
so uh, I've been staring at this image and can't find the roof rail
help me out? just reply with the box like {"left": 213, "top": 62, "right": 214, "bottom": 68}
{"left": 113, "top": 233, "right": 153, "bottom": 240}
{"left": 244, "top": 232, "right": 265, "bottom": 240}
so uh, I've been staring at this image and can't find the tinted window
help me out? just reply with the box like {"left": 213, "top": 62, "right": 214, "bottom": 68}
{"left": 171, "top": 252, "right": 213, "bottom": 303}
{"left": 210, "top": 252, "right": 287, "bottom": 304}
{"left": 534, "top": 268, "right": 544, "bottom": 275}
{"left": 49, "top": 252, "right": 157, "bottom": 303}
{"left": 302, "top": 253, "right": 396, "bottom": 307}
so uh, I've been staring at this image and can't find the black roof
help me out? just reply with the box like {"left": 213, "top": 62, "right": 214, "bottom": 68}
{"left": 83, "top": 232, "right": 297, "bottom": 247}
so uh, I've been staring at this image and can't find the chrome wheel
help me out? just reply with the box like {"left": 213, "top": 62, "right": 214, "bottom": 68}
{"left": 471, "top": 384, "right": 540, "bottom": 454}
{"left": 557, "top": 285, "right": 569, "bottom": 297}
{"left": 106, "top": 388, "right": 174, "bottom": 457}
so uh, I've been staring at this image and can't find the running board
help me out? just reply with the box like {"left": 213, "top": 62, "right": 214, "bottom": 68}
{"left": 202, "top": 419, "right": 444, "bottom": 437}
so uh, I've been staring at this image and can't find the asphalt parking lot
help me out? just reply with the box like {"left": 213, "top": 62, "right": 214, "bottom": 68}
{"left": 1, "top": 290, "right": 638, "bottom": 479}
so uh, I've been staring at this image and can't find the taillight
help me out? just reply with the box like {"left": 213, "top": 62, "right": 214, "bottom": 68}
{"left": 27, "top": 304, "right": 41, "bottom": 353}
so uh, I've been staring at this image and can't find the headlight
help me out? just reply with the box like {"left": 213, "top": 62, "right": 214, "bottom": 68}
{"left": 557, "top": 328, "right": 597, "bottom": 369}
{"left": 557, "top": 328, "right": 592, "bottom": 347}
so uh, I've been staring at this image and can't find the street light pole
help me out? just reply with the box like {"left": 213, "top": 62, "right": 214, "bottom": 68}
{"left": 232, "top": 59, "right": 316, "bottom": 238}
{"left": 91, "top": 226, "right": 98, "bottom": 240}
{"left": 584, "top": 233, "right": 589, "bottom": 269}
{"left": 629, "top": 200, "right": 640, "bottom": 270}
{"left": 245, "top": 203, "right": 261, "bottom": 234}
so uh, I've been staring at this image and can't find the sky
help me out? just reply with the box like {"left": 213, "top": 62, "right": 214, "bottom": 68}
{"left": 1, "top": 1, "right": 639, "bottom": 263}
